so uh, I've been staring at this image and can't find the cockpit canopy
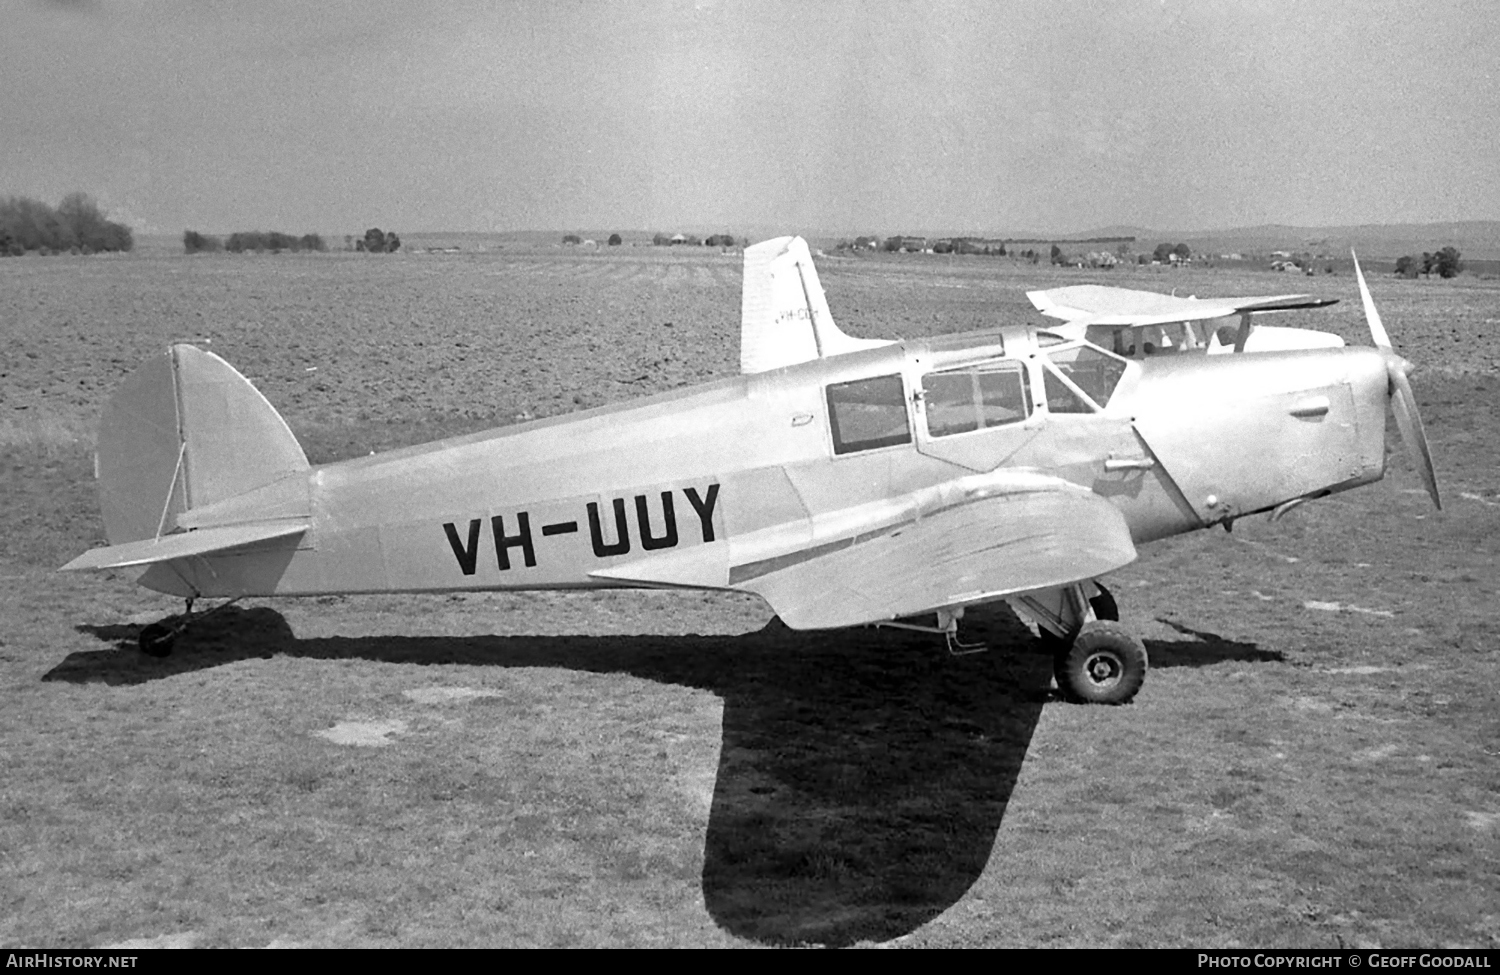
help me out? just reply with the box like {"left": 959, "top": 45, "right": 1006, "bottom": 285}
{"left": 823, "top": 330, "right": 1131, "bottom": 455}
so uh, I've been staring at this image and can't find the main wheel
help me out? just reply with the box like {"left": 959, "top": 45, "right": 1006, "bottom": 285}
{"left": 139, "top": 622, "right": 176, "bottom": 658}
{"left": 1054, "top": 620, "right": 1147, "bottom": 705}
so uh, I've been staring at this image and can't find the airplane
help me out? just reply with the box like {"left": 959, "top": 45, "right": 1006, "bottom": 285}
{"left": 61, "top": 237, "right": 1441, "bottom": 705}
{"left": 1027, "top": 284, "right": 1346, "bottom": 357}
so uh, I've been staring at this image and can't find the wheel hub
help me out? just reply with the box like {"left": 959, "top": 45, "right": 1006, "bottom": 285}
{"left": 1085, "top": 651, "right": 1122, "bottom": 687}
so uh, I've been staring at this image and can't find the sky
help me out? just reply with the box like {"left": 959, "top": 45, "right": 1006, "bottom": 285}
{"left": 4, "top": 0, "right": 1499, "bottom": 237}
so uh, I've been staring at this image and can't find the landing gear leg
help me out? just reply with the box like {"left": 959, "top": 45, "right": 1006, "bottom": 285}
{"left": 1009, "top": 580, "right": 1147, "bottom": 705}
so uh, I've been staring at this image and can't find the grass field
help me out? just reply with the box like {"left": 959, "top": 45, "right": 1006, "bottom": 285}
{"left": 1, "top": 246, "right": 1496, "bottom": 947}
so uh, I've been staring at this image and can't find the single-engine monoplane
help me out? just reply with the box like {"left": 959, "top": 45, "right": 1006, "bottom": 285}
{"left": 63, "top": 238, "right": 1440, "bottom": 704}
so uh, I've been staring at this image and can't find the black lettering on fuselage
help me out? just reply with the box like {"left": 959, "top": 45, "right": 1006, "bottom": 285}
{"left": 491, "top": 513, "right": 536, "bottom": 570}
{"left": 444, "top": 482, "right": 719, "bottom": 573}
{"left": 588, "top": 498, "right": 631, "bottom": 557}
{"left": 684, "top": 484, "right": 719, "bottom": 543}
{"left": 443, "top": 519, "right": 482, "bottom": 575}
{"left": 635, "top": 491, "right": 678, "bottom": 551}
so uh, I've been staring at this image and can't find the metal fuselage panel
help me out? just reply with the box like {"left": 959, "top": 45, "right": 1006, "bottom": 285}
{"left": 1124, "top": 347, "right": 1390, "bottom": 525}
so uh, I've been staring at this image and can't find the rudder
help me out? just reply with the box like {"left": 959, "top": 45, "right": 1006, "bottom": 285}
{"left": 739, "top": 236, "right": 893, "bottom": 374}
{"left": 96, "top": 345, "right": 308, "bottom": 546}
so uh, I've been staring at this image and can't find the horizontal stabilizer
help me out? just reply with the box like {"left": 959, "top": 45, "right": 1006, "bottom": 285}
{"left": 61, "top": 521, "right": 309, "bottom": 572}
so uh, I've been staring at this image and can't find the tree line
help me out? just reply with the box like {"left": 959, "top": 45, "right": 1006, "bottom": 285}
{"left": 183, "top": 227, "right": 400, "bottom": 254}
{"left": 0, "top": 193, "right": 133, "bottom": 256}
{"left": 184, "top": 230, "right": 327, "bottom": 253}
{"left": 1395, "top": 247, "right": 1462, "bottom": 279}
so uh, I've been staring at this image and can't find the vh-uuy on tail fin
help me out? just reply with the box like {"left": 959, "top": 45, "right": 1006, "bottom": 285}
{"left": 61, "top": 344, "right": 310, "bottom": 573}
{"left": 739, "top": 235, "right": 893, "bottom": 374}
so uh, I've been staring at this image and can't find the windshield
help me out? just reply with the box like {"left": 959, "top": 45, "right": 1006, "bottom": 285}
{"left": 1043, "top": 345, "right": 1127, "bottom": 411}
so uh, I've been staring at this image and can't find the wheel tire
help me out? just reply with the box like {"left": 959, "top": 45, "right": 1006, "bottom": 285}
{"left": 139, "top": 622, "right": 176, "bottom": 658}
{"left": 1054, "top": 620, "right": 1147, "bottom": 705}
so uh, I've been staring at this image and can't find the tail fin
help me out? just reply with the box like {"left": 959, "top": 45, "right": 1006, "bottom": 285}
{"left": 95, "top": 344, "right": 308, "bottom": 547}
{"left": 739, "top": 236, "right": 893, "bottom": 374}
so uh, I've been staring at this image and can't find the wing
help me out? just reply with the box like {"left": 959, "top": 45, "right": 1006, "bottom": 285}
{"left": 721, "top": 473, "right": 1137, "bottom": 630}
{"left": 1028, "top": 284, "right": 1337, "bottom": 331}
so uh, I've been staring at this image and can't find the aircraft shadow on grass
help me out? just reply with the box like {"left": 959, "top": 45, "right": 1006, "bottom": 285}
{"left": 56, "top": 604, "right": 1276, "bottom": 946}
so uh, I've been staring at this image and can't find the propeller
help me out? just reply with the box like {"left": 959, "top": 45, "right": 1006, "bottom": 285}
{"left": 1353, "top": 252, "right": 1441, "bottom": 510}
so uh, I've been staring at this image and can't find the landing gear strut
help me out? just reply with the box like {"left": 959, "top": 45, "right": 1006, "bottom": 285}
{"left": 1010, "top": 581, "right": 1148, "bottom": 705}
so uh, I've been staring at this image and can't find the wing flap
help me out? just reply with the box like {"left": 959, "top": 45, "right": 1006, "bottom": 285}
{"left": 733, "top": 483, "right": 1136, "bottom": 630}
{"left": 60, "top": 521, "right": 309, "bottom": 572}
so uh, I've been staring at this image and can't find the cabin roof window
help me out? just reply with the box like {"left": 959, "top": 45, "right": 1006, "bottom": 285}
{"left": 826, "top": 374, "right": 912, "bottom": 454}
{"left": 1041, "top": 345, "right": 1127, "bottom": 412}
{"left": 923, "top": 361, "right": 1031, "bottom": 437}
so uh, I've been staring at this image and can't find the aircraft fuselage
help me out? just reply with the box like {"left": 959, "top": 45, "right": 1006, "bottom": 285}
{"left": 150, "top": 327, "right": 1393, "bottom": 611}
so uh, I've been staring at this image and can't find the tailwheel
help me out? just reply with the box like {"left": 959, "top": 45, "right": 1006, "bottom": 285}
{"left": 1054, "top": 620, "right": 1147, "bottom": 705}
{"left": 138, "top": 621, "right": 177, "bottom": 658}
{"left": 136, "top": 597, "right": 203, "bottom": 658}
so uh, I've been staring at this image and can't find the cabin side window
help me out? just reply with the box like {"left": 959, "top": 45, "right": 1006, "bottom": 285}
{"left": 923, "top": 361, "right": 1031, "bottom": 437}
{"left": 826, "top": 374, "right": 911, "bottom": 454}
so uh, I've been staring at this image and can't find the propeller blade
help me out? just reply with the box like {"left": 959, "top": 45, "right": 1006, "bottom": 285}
{"left": 1389, "top": 364, "right": 1442, "bottom": 510}
{"left": 1355, "top": 253, "right": 1441, "bottom": 509}
{"left": 1353, "top": 251, "right": 1392, "bottom": 349}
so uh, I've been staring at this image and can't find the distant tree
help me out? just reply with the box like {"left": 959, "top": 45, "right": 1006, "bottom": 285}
{"left": 1420, "top": 251, "right": 1436, "bottom": 277}
{"left": 882, "top": 236, "right": 903, "bottom": 252}
{"left": 1152, "top": 242, "right": 1173, "bottom": 263}
{"left": 1170, "top": 243, "right": 1191, "bottom": 261}
{"left": 183, "top": 230, "right": 222, "bottom": 253}
{"left": 1395, "top": 255, "right": 1417, "bottom": 278}
{"left": 653, "top": 233, "right": 670, "bottom": 246}
{"left": 344, "top": 235, "right": 354, "bottom": 251}
{"left": 562, "top": 234, "right": 582, "bottom": 245}
{"left": 1049, "top": 243, "right": 1064, "bottom": 265}
{"left": 299, "top": 233, "right": 325, "bottom": 252}
{"left": 0, "top": 193, "right": 131, "bottom": 253}
{"left": 608, "top": 233, "right": 622, "bottom": 246}
{"left": 386, "top": 232, "right": 400, "bottom": 253}
{"left": 363, "top": 228, "right": 391, "bottom": 253}
{"left": 1435, "top": 246, "right": 1463, "bottom": 279}
{"left": 1115, "top": 242, "right": 1131, "bottom": 258}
